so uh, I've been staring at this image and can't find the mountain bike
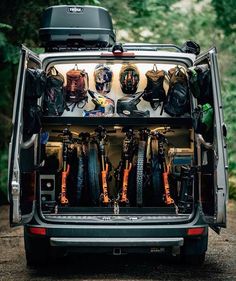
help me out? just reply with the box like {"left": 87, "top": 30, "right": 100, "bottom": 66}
{"left": 115, "top": 127, "right": 137, "bottom": 206}
{"left": 136, "top": 128, "right": 175, "bottom": 207}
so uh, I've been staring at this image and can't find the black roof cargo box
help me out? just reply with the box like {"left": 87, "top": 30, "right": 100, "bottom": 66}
{"left": 39, "top": 5, "right": 116, "bottom": 50}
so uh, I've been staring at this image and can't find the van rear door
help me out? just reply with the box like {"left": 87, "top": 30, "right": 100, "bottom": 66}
{"left": 194, "top": 47, "right": 228, "bottom": 233}
{"left": 8, "top": 45, "right": 42, "bottom": 226}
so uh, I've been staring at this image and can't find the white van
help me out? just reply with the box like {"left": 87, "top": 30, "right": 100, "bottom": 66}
{"left": 8, "top": 6, "right": 228, "bottom": 266}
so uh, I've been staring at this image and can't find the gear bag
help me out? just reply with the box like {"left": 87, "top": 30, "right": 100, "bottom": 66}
{"left": 143, "top": 65, "right": 166, "bottom": 110}
{"left": 23, "top": 68, "right": 46, "bottom": 135}
{"left": 188, "top": 64, "right": 212, "bottom": 104}
{"left": 25, "top": 68, "right": 46, "bottom": 99}
{"left": 164, "top": 66, "right": 190, "bottom": 117}
{"left": 43, "top": 67, "right": 66, "bottom": 116}
{"left": 66, "top": 64, "right": 89, "bottom": 109}
{"left": 192, "top": 103, "right": 214, "bottom": 135}
{"left": 120, "top": 64, "right": 139, "bottom": 95}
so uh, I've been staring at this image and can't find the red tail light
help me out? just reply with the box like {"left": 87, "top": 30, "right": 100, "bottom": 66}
{"left": 29, "top": 227, "right": 46, "bottom": 236}
{"left": 187, "top": 227, "right": 205, "bottom": 236}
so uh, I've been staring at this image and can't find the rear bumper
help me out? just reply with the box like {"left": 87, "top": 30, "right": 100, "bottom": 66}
{"left": 26, "top": 206, "right": 208, "bottom": 255}
{"left": 50, "top": 237, "right": 184, "bottom": 247}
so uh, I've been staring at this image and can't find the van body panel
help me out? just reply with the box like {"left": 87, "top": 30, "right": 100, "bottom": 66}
{"left": 8, "top": 42, "right": 227, "bottom": 264}
{"left": 8, "top": 46, "right": 41, "bottom": 226}
{"left": 194, "top": 48, "right": 227, "bottom": 231}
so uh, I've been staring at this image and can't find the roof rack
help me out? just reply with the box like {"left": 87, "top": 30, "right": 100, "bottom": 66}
{"left": 45, "top": 44, "right": 182, "bottom": 53}
{"left": 122, "top": 43, "right": 183, "bottom": 52}
{"left": 45, "top": 42, "right": 199, "bottom": 54}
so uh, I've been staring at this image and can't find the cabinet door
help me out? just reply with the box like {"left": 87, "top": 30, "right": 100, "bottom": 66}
{"left": 8, "top": 45, "right": 42, "bottom": 226}
{"left": 194, "top": 47, "right": 228, "bottom": 233}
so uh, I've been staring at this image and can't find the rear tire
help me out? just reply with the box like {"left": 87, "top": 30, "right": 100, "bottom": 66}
{"left": 24, "top": 228, "right": 50, "bottom": 267}
{"left": 87, "top": 142, "right": 101, "bottom": 205}
{"left": 136, "top": 141, "right": 146, "bottom": 207}
{"left": 182, "top": 252, "right": 206, "bottom": 265}
{"left": 151, "top": 139, "right": 164, "bottom": 206}
{"left": 76, "top": 148, "right": 85, "bottom": 204}
{"left": 181, "top": 234, "right": 208, "bottom": 265}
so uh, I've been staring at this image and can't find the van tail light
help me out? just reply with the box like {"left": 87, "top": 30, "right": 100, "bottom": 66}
{"left": 29, "top": 227, "right": 46, "bottom": 236}
{"left": 187, "top": 227, "right": 205, "bottom": 236}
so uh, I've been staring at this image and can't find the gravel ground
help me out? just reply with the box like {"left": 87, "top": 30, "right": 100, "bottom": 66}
{"left": 0, "top": 201, "right": 235, "bottom": 281}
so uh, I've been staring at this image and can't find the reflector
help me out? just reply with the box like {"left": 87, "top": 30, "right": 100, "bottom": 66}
{"left": 187, "top": 227, "right": 205, "bottom": 236}
{"left": 29, "top": 227, "right": 46, "bottom": 236}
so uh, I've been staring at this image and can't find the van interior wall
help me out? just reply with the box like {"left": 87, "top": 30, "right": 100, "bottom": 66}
{"left": 53, "top": 62, "right": 178, "bottom": 118}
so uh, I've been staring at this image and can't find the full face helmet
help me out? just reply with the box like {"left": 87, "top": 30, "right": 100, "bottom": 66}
{"left": 120, "top": 63, "right": 140, "bottom": 95}
{"left": 94, "top": 64, "right": 113, "bottom": 95}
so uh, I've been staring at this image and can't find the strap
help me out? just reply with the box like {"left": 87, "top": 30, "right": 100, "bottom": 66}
{"left": 47, "top": 66, "right": 58, "bottom": 76}
{"left": 84, "top": 71, "right": 89, "bottom": 91}
{"left": 153, "top": 64, "right": 158, "bottom": 72}
{"left": 74, "top": 64, "right": 78, "bottom": 71}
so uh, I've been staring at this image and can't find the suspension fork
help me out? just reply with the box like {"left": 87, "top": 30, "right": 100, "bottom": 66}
{"left": 96, "top": 127, "right": 111, "bottom": 205}
{"left": 119, "top": 128, "right": 135, "bottom": 204}
{"left": 146, "top": 135, "right": 152, "bottom": 164}
{"left": 100, "top": 145, "right": 110, "bottom": 204}
{"left": 162, "top": 161, "right": 174, "bottom": 205}
{"left": 120, "top": 160, "right": 132, "bottom": 204}
{"left": 60, "top": 136, "right": 70, "bottom": 205}
{"left": 60, "top": 164, "right": 70, "bottom": 205}
{"left": 159, "top": 141, "right": 175, "bottom": 206}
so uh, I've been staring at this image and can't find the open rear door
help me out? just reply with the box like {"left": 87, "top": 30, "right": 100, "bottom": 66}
{"left": 8, "top": 45, "right": 42, "bottom": 226}
{"left": 194, "top": 47, "right": 228, "bottom": 233}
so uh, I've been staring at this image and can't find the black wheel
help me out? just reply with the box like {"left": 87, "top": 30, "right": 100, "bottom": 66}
{"left": 181, "top": 252, "right": 206, "bottom": 266}
{"left": 136, "top": 141, "right": 146, "bottom": 207}
{"left": 181, "top": 235, "right": 208, "bottom": 265}
{"left": 76, "top": 146, "right": 85, "bottom": 204}
{"left": 151, "top": 139, "right": 164, "bottom": 206}
{"left": 24, "top": 227, "right": 50, "bottom": 267}
{"left": 87, "top": 142, "right": 101, "bottom": 205}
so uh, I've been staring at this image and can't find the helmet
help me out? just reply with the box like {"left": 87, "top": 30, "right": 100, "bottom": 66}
{"left": 120, "top": 64, "right": 139, "bottom": 95}
{"left": 117, "top": 92, "right": 150, "bottom": 118}
{"left": 94, "top": 64, "right": 113, "bottom": 95}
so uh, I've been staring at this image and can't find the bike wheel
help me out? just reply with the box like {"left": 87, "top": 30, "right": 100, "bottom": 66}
{"left": 151, "top": 139, "right": 164, "bottom": 206}
{"left": 76, "top": 146, "right": 85, "bottom": 205}
{"left": 136, "top": 141, "right": 146, "bottom": 207}
{"left": 87, "top": 142, "right": 101, "bottom": 205}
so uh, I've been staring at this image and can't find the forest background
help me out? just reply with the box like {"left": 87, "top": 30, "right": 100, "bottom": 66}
{"left": 0, "top": 0, "right": 235, "bottom": 203}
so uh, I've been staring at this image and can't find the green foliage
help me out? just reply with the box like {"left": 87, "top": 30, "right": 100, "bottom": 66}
{"left": 211, "top": 0, "right": 236, "bottom": 35}
{"left": 229, "top": 176, "right": 236, "bottom": 200}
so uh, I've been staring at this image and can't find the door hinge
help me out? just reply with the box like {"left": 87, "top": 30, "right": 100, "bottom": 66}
{"left": 11, "top": 180, "right": 21, "bottom": 223}
{"left": 12, "top": 181, "right": 20, "bottom": 195}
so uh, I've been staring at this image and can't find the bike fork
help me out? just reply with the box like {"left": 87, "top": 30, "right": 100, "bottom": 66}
{"left": 163, "top": 164, "right": 175, "bottom": 206}
{"left": 101, "top": 158, "right": 110, "bottom": 205}
{"left": 120, "top": 161, "right": 132, "bottom": 204}
{"left": 60, "top": 164, "right": 70, "bottom": 205}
